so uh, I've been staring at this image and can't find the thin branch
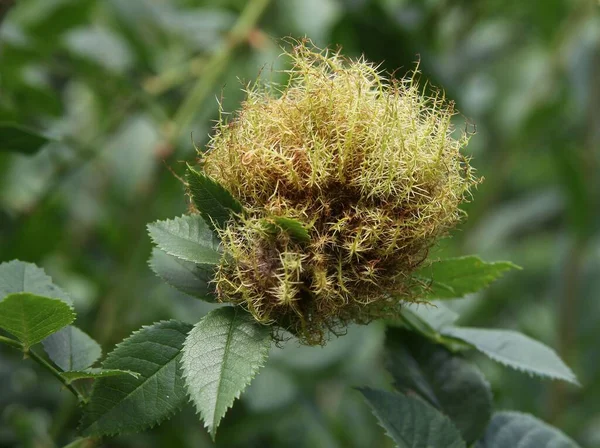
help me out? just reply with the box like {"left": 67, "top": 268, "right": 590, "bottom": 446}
{"left": 168, "top": 0, "right": 272, "bottom": 142}
{"left": 0, "top": 335, "right": 87, "bottom": 403}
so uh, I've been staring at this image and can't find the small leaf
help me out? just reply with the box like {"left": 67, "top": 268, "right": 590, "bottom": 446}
{"left": 403, "top": 301, "right": 459, "bottom": 332}
{"left": 43, "top": 325, "right": 102, "bottom": 371}
{"left": 0, "top": 122, "right": 51, "bottom": 154}
{"left": 149, "top": 248, "right": 216, "bottom": 302}
{"left": 476, "top": 411, "right": 580, "bottom": 448}
{"left": 61, "top": 368, "right": 140, "bottom": 384}
{"left": 187, "top": 165, "right": 243, "bottom": 230}
{"left": 0, "top": 260, "right": 72, "bottom": 304}
{"left": 386, "top": 329, "right": 492, "bottom": 444}
{"left": 80, "top": 320, "right": 192, "bottom": 436}
{"left": 267, "top": 216, "right": 311, "bottom": 243}
{"left": 442, "top": 327, "right": 579, "bottom": 385}
{"left": 147, "top": 215, "right": 221, "bottom": 265}
{"left": 416, "top": 256, "right": 520, "bottom": 299}
{"left": 181, "top": 307, "right": 271, "bottom": 439}
{"left": 0, "top": 293, "right": 75, "bottom": 350}
{"left": 359, "top": 388, "right": 466, "bottom": 448}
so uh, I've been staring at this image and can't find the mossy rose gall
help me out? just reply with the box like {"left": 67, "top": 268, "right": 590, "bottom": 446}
{"left": 193, "top": 41, "right": 478, "bottom": 345}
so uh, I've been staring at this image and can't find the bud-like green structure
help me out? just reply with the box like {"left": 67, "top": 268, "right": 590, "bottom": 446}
{"left": 199, "top": 41, "right": 477, "bottom": 345}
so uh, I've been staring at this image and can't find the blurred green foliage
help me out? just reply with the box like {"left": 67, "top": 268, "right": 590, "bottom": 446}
{"left": 1, "top": 0, "right": 599, "bottom": 446}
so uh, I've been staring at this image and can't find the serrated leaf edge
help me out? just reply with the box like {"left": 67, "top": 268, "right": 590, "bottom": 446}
{"left": 357, "top": 387, "right": 466, "bottom": 448}
{"left": 441, "top": 327, "right": 580, "bottom": 386}
{"left": 147, "top": 249, "right": 217, "bottom": 302}
{"left": 186, "top": 164, "right": 244, "bottom": 228}
{"left": 181, "top": 308, "right": 271, "bottom": 439}
{"left": 146, "top": 215, "right": 222, "bottom": 265}
{"left": 0, "top": 259, "right": 73, "bottom": 304}
{"left": 79, "top": 320, "right": 192, "bottom": 437}
{"left": 0, "top": 293, "right": 76, "bottom": 350}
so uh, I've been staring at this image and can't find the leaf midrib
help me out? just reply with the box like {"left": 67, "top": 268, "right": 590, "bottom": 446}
{"left": 211, "top": 309, "right": 238, "bottom": 432}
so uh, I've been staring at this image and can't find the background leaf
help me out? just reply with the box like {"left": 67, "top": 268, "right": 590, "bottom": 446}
{"left": 0, "top": 293, "right": 75, "bottom": 350}
{"left": 0, "top": 260, "right": 72, "bottom": 304}
{"left": 415, "top": 256, "right": 520, "bottom": 299}
{"left": 80, "top": 320, "right": 192, "bottom": 436}
{"left": 386, "top": 329, "right": 492, "bottom": 444}
{"left": 149, "top": 248, "right": 216, "bottom": 302}
{"left": 42, "top": 325, "right": 101, "bottom": 371}
{"left": 181, "top": 307, "right": 271, "bottom": 439}
{"left": 359, "top": 387, "right": 466, "bottom": 448}
{"left": 147, "top": 215, "right": 221, "bottom": 265}
{"left": 187, "top": 166, "right": 243, "bottom": 230}
{"left": 442, "top": 327, "right": 579, "bottom": 385}
{"left": 0, "top": 122, "right": 51, "bottom": 154}
{"left": 476, "top": 411, "right": 580, "bottom": 448}
{"left": 402, "top": 301, "right": 459, "bottom": 332}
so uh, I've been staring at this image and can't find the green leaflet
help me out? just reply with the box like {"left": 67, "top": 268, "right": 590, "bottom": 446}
{"left": 386, "top": 329, "right": 492, "bottom": 444}
{"left": 415, "top": 256, "right": 520, "bottom": 299}
{"left": 43, "top": 325, "right": 102, "bottom": 372}
{"left": 187, "top": 165, "right": 243, "bottom": 230}
{"left": 442, "top": 327, "right": 579, "bottom": 385}
{"left": 80, "top": 320, "right": 192, "bottom": 436}
{"left": 397, "top": 302, "right": 578, "bottom": 385}
{"left": 0, "top": 259, "right": 72, "bottom": 304}
{"left": 359, "top": 388, "right": 466, "bottom": 448}
{"left": 147, "top": 215, "right": 222, "bottom": 265}
{"left": 0, "top": 293, "right": 75, "bottom": 350}
{"left": 0, "top": 122, "right": 51, "bottom": 154}
{"left": 181, "top": 307, "right": 271, "bottom": 439}
{"left": 149, "top": 248, "right": 217, "bottom": 302}
{"left": 476, "top": 411, "right": 580, "bottom": 448}
{"left": 262, "top": 216, "right": 311, "bottom": 243}
{"left": 61, "top": 368, "right": 140, "bottom": 384}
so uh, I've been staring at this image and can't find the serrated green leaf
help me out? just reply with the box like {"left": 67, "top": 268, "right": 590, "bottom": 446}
{"left": 187, "top": 166, "right": 243, "bottom": 230}
{"left": 42, "top": 325, "right": 102, "bottom": 371}
{"left": 415, "top": 256, "right": 520, "bottom": 299}
{"left": 476, "top": 411, "right": 580, "bottom": 448}
{"left": 181, "top": 307, "right": 271, "bottom": 439}
{"left": 149, "top": 248, "right": 216, "bottom": 302}
{"left": 80, "top": 320, "right": 192, "bottom": 436}
{"left": 386, "top": 329, "right": 492, "bottom": 444}
{"left": 0, "top": 122, "right": 51, "bottom": 154}
{"left": 441, "top": 327, "right": 579, "bottom": 385}
{"left": 0, "top": 293, "right": 75, "bottom": 350}
{"left": 61, "top": 368, "right": 140, "bottom": 384}
{"left": 266, "top": 216, "right": 311, "bottom": 243}
{"left": 359, "top": 388, "right": 466, "bottom": 448}
{"left": 0, "top": 260, "right": 72, "bottom": 304}
{"left": 147, "top": 215, "right": 221, "bottom": 265}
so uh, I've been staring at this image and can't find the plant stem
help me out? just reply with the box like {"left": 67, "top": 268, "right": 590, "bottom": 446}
{"left": 0, "top": 334, "right": 21, "bottom": 349}
{"left": 0, "top": 335, "right": 87, "bottom": 403}
{"left": 168, "top": 0, "right": 271, "bottom": 142}
{"left": 28, "top": 349, "right": 87, "bottom": 402}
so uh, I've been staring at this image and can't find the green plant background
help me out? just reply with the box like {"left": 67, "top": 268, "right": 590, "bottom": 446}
{"left": 0, "top": 0, "right": 598, "bottom": 447}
